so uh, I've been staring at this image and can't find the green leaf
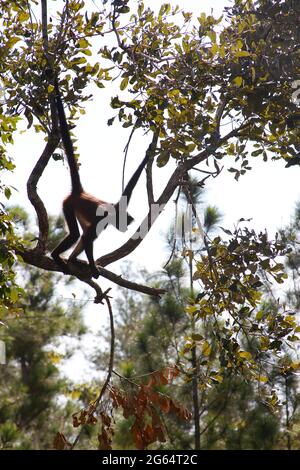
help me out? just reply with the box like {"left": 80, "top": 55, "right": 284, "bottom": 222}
{"left": 156, "top": 151, "right": 170, "bottom": 167}
{"left": 191, "top": 334, "right": 203, "bottom": 341}
{"left": 120, "top": 76, "right": 129, "bottom": 91}
{"left": 111, "top": 97, "right": 122, "bottom": 108}
{"left": 4, "top": 187, "right": 11, "bottom": 199}
{"left": 107, "top": 117, "right": 115, "bottom": 126}
{"left": 256, "top": 310, "right": 264, "bottom": 321}
{"left": 138, "top": 2, "right": 144, "bottom": 17}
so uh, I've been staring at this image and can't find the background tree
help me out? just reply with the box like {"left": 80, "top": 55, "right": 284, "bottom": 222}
{"left": 0, "top": 207, "right": 88, "bottom": 449}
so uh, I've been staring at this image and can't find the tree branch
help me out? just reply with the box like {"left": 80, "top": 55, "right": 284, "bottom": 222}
{"left": 215, "top": 97, "right": 227, "bottom": 135}
{"left": 146, "top": 130, "right": 159, "bottom": 206}
{"left": 19, "top": 248, "right": 165, "bottom": 297}
{"left": 27, "top": 0, "right": 59, "bottom": 255}
{"left": 95, "top": 119, "right": 253, "bottom": 269}
{"left": 26, "top": 135, "right": 59, "bottom": 253}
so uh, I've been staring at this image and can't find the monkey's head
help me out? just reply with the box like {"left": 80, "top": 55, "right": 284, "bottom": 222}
{"left": 116, "top": 211, "right": 134, "bottom": 232}
{"left": 126, "top": 212, "right": 134, "bottom": 227}
{"left": 113, "top": 203, "right": 134, "bottom": 232}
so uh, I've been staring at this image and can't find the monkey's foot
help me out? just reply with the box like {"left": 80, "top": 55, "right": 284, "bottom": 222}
{"left": 91, "top": 266, "right": 100, "bottom": 279}
{"left": 52, "top": 256, "right": 71, "bottom": 275}
{"left": 67, "top": 259, "right": 99, "bottom": 279}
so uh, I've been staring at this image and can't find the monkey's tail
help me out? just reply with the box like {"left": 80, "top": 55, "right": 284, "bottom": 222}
{"left": 54, "top": 79, "right": 83, "bottom": 195}
{"left": 121, "top": 153, "right": 148, "bottom": 204}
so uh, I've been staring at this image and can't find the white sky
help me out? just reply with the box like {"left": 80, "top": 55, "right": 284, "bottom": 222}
{"left": 3, "top": 0, "right": 300, "bottom": 379}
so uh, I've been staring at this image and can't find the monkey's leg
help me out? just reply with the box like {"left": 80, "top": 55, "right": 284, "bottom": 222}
{"left": 82, "top": 225, "right": 99, "bottom": 279}
{"left": 51, "top": 206, "right": 80, "bottom": 273}
{"left": 68, "top": 237, "right": 84, "bottom": 261}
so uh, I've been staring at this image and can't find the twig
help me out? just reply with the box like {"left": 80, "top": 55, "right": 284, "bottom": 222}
{"left": 146, "top": 130, "right": 159, "bottom": 206}
{"left": 163, "top": 186, "right": 181, "bottom": 269}
{"left": 41, "top": 0, "right": 48, "bottom": 53}
{"left": 71, "top": 292, "right": 115, "bottom": 450}
{"left": 122, "top": 120, "right": 139, "bottom": 193}
{"left": 95, "top": 295, "right": 115, "bottom": 407}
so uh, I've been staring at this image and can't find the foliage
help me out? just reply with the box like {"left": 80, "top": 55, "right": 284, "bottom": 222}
{"left": 0, "top": 0, "right": 299, "bottom": 450}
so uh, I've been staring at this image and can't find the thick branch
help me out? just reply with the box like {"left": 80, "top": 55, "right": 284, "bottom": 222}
{"left": 26, "top": 135, "right": 59, "bottom": 253}
{"left": 19, "top": 248, "right": 165, "bottom": 297}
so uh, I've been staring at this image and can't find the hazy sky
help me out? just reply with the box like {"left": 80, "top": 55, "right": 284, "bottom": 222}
{"left": 3, "top": 0, "right": 300, "bottom": 379}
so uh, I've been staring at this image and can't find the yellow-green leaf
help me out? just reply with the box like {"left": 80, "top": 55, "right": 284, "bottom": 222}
{"left": 10, "top": 288, "right": 19, "bottom": 303}
{"left": 202, "top": 341, "right": 211, "bottom": 357}
{"left": 19, "top": 11, "right": 30, "bottom": 22}
{"left": 211, "top": 43, "right": 219, "bottom": 56}
{"left": 236, "top": 39, "right": 244, "bottom": 50}
{"left": 258, "top": 375, "right": 268, "bottom": 383}
{"left": 81, "top": 49, "right": 92, "bottom": 56}
{"left": 71, "top": 57, "right": 87, "bottom": 65}
{"left": 185, "top": 305, "right": 198, "bottom": 315}
{"left": 212, "top": 375, "right": 223, "bottom": 383}
{"left": 236, "top": 51, "right": 251, "bottom": 57}
{"left": 256, "top": 310, "right": 264, "bottom": 321}
{"left": 239, "top": 351, "right": 252, "bottom": 360}
{"left": 78, "top": 38, "right": 90, "bottom": 48}
{"left": 47, "top": 84, "right": 54, "bottom": 93}
{"left": 233, "top": 76, "right": 243, "bottom": 87}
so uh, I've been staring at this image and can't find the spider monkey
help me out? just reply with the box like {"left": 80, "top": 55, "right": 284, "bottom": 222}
{"left": 51, "top": 79, "right": 149, "bottom": 278}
